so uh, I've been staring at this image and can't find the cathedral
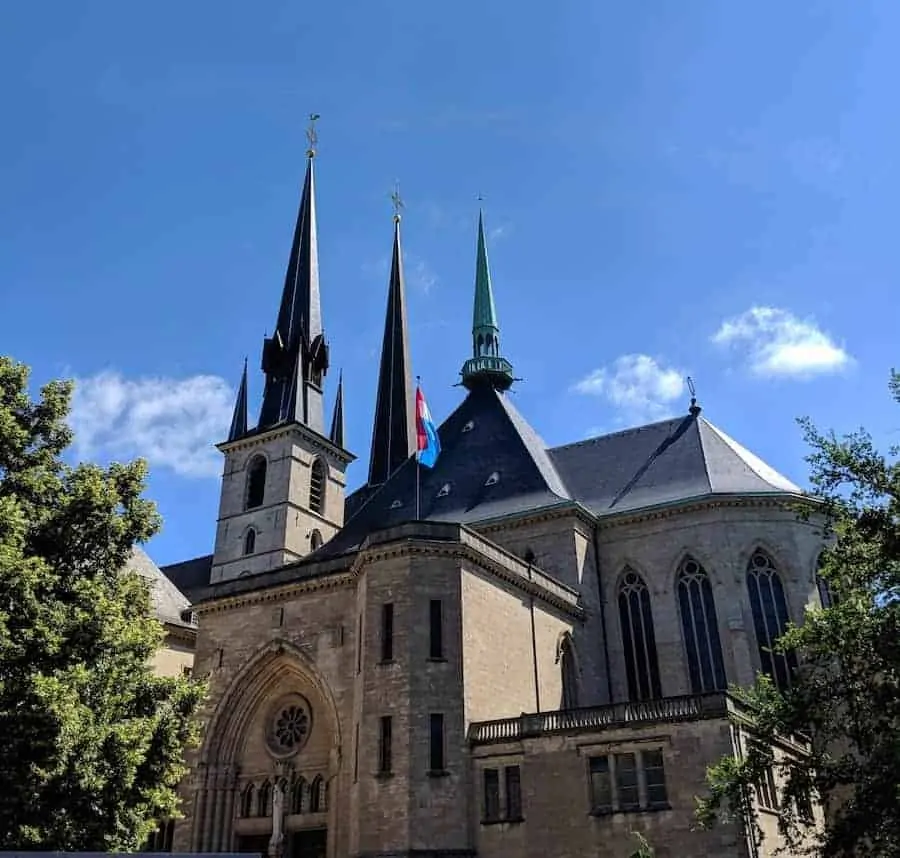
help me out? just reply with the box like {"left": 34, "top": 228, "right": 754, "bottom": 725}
{"left": 147, "top": 139, "right": 826, "bottom": 858}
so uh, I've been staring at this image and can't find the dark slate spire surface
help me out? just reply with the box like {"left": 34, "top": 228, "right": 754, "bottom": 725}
{"left": 330, "top": 370, "right": 345, "bottom": 448}
{"left": 367, "top": 215, "right": 415, "bottom": 486}
{"left": 228, "top": 358, "right": 249, "bottom": 441}
{"left": 461, "top": 210, "right": 514, "bottom": 391}
{"left": 258, "top": 152, "right": 329, "bottom": 433}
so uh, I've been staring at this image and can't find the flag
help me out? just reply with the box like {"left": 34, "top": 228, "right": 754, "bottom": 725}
{"left": 415, "top": 383, "right": 441, "bottom": 469}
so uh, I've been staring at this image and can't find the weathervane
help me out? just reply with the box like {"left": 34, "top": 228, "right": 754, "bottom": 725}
{"left": 686, "top": 376, "right": 701, "bottom": 415}
{"left": 306, "top": 113, "right": 321, "bottom": 158}
{"left": 391, "top": 180, "right": 404, "bottom": 223}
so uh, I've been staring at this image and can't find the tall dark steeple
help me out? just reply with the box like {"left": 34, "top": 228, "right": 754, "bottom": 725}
{"left": 227, "top": 358, "right": 249, "bottom": 441}
{"left": 330, "top": 370, "right": 345, "bottom": 448}
{"left": 258, "top": 117, "right": 329, "bottom": 434}
{"left": 461, "top": 209, "right": 514, "bottom": 391}
{"left": 367, "top": 194, "right": 415, "bottom": 486}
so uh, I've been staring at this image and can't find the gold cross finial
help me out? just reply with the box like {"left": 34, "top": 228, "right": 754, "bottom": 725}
{"left": 306, "top": 113, "right": 321, "bottom": 158}
{"left": 391, "top": 181, "right": 404, "bottom": 223}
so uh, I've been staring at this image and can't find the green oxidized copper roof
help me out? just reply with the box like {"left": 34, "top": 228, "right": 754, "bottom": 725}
{"left": 472, "top": 210, "right": 499, "bottom": 335}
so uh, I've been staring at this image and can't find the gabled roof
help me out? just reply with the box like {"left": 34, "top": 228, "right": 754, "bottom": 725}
{"left": 159, "top": 553, "right": 213, "bottom": 603}
{"left": 549, "top": 411, "right": 802, "bottom": 516}
{"left": 125, "top": 546, "right": 195, "bottom": 628}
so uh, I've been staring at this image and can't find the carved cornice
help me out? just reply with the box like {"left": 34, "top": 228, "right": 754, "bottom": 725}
{"left": 195, "top": 524, "right": 582, "bottom": 619}
{"left": 216, "top": 422, "right": 354, "bottom": 465}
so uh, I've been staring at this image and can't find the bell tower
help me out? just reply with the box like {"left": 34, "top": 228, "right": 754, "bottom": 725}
{"left": 210, "top": 123, "right": 354, "bottom": 584}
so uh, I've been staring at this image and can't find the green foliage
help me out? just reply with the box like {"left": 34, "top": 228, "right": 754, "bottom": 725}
{"left": 696, "top": 371, "right": 900, "bottom": 857}
{"left": 628, "top": 831, "right": 655, "bottom": 857}
{"left": 0, "top": 357, "right": 205, "bottom": 850}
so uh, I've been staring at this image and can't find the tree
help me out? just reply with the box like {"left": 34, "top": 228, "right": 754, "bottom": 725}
{"left": 0, "top": 357, "right": 204, "bottom": 850}
{"left": 696, "top": 371, "right": 900, "bottom": 857}
{"left": 628, "top": 831, "right": 655, "bottom": 857}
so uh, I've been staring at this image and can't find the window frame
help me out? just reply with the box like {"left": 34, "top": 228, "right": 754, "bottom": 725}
{"left": 587, "top": 747, "right": 670, "bottom": 815}
{"left": 378, "top": 715, "right": 393, "bottom": 775}
{"left": 429, "top": 599, "right": 444, "bottom": 660}
{"left": 381, "top": 602, "right": 394, "bottom": 663}
{"left": 428, "top": 712, "right": 445, "bottom": 773}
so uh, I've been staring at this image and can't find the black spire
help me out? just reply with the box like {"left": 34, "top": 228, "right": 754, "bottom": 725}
{"left": 258, "top": 143, "right": 329, "bottom": 434}
{"left": 330, "top": 370, "right": 345, "bottom": 448}
{"left": 227, "top": 358, "right": 249, "bottom": 441}
{"left": 367, "top": 211, "right": 415, "bottom": 486}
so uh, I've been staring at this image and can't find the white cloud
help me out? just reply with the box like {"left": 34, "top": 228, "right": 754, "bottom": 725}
{"left": 572, "top": 354, "right": 686, "bottom": 425}
{"left": 712, "top": 306, "right": 851, "bottom": 378}
{"left": 404, "top": 254, "right": 438, "bottom": 294}
{"left": 69, "top": 372, "right": 234, "bottom": 478}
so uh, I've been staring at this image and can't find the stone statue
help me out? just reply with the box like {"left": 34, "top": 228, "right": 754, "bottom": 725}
{"left": 269, "top": 778, "right": 285, "bottom": 858}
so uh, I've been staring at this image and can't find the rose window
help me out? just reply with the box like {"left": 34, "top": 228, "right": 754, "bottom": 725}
{"left": 274, "top": 705, "right": 309, "bottom": 749}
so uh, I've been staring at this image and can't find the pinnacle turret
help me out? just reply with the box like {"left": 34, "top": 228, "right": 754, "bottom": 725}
{"left": 461, "top": 209, "right": 514, "bottom": 391}
{"left": 227, "top": 359, "right": 249, "bottom": 441}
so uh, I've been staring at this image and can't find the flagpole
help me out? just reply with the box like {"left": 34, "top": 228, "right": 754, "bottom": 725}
{"left": 415, "top": 375, "right": 421, "bottom": 520}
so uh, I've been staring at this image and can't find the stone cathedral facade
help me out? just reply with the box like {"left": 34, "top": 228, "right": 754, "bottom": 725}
{"left": 153, "top": 144, "right": 826, "bottom": 858}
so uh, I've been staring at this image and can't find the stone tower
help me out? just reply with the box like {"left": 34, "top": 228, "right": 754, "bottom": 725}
{"left": 210, "top": 144, "right": 354, "bottom": 584}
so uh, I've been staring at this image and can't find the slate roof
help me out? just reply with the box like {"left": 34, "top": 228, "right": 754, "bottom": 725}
{"left": 160, "top": 553, "right": 213, "bottom": 603}
{"left": 319, "top": 384, "right": 572, "bottom": 556}
{"left": 125, "top": 546, "right": 195, "bottom": 628}
{"left": 549, "top": 411, "right": 802, "bottom": 516}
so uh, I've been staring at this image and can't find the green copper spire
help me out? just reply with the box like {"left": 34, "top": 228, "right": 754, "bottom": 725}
{"left": 461, "top": 209, "right": 514, "bottom": 391}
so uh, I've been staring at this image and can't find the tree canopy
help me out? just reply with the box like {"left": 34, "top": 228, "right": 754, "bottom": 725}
{"left": 0, "top": 356, "right": 204, "bottom": 850}
{"left": 697, "top": 371, "right": 900, "bottom": 857}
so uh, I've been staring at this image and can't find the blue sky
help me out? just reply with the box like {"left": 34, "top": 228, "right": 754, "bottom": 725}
{"left": 2, "top": 1, "right": 897, "bottom": 566}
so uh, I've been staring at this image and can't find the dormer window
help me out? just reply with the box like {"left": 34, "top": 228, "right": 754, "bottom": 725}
{"left": 436, "top": 483, "right": 452, "bottom": 498}
{"left": 462, "top": 420, "right": 475, "bottom": 433}
{"left": 484, "top": 471, "right": 500, "bottom": 486}
{"left": 390, "top": 499, "right": 403, "bottom": 509}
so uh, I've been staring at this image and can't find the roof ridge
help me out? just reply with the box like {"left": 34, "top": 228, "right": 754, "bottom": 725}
{"left": 550, "top": 414, "right": 684, "bottom": 453}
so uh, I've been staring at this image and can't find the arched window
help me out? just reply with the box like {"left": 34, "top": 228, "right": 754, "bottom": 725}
{"left": 310, "top": 529, "right": 323, "bottom": 551}
{"left": 746, "top": 549, "right": 798, "bottom": 691}
{"left": 291, "top": 777, "right": 306, "bottom": 814}
{"left": 309, "top": 459, "right": 326, "bottom": 515}
{"left": 677, "top": 557, "right": 727, "bottom": 692}
{"left": 243, "top": 528, "right": 256, "bottom": 555}
{"left": 246, "top": 456, "right": 267, "bottom": 510}
{"left": 257, "top": 779, "right": 271, "bottom": 817}
{"left": 816, "top": 552, "right": 837, "bottom": 608}
{"left": 559, "top": 634, "right": 579, "bottom": 709}
{"left": 618, "top": 569, "right": 662, "bottom": 701}
{"left": 240, "top": 783, "right": 255, "bottom": 818}
{"left": 309, "top": 775, "right": 325, "bottom": 813}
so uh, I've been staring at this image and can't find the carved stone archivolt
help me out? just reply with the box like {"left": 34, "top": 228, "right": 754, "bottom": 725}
{"left": 265, "top": 692, "right": 313, "bottom": 758}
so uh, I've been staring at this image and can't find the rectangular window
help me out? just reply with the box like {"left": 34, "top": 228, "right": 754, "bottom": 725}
{"left": 589, "top": 757, "right": 613, "bottom": 813}
{"left": 356, "top": 612, "right": 363, "bottom": 674}
{"left": 429, "top": 713, "right": 445, "bottom": 772}
{"left": 378, "top": 715, "right": 393, "bottom": 774}
{"left": 353, "top": 722, "right": 360, "bottom": 783}
{"left": 615, "top": 753, "right": 640, "bottom": 811}
{"left": 643, "top": 749, "right": 668, "bottom": 807}
{"left": 483, "top": 768, "right": 500, "bottom": 822}
{"left": 381, "top": 603, "right": 394, "bottom": 662}
{"left": 429, "top": 599, "right": 443, "bottom": 659}
{"left": 505, "top": 765, "right": 522, "bottom": 820}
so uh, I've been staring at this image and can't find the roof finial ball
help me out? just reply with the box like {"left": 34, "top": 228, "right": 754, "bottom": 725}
{"left": 687, "top": 376, "right": 702, "bottom": 417}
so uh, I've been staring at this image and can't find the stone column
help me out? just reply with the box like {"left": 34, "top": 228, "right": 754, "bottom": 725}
{"left": 221, "top": 767, "right": 237, "bottom": 853}
{"left": 191, "top": 765, "right": 210, "bottom": 852}
{"left": 211, "top": 768, "right": 227, "bottom": 852}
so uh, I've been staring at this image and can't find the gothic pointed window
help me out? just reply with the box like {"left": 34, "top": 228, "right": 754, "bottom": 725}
{"left": 309, "top": 775, "right": 325, "bottom": 813}
{"left": 310, "top": 529, "right": 323, "bottom": 551}
{"left": 243, "top": 528, "right": 256, "bottom": 555}
{"left": 677, "top": 557, "right": 727, "bottom": 692}
{"left": 309, "top": 459, "right": 326, "bottom": 516}
{"left": 246, "top": 456, "right": 267, "bottom": 509}
{"left": 257, "top": 780, "right": 271, "bottom": 817}
{"left": 559, "top": 634, "right": 579, "bottom": 709}
{"left": 291, "top": 777, "right": 306, "bottom": 814}
{"left": 618, "top": 569, "right": 662, "bottom": 701}
{"left": 747, "top": 549, "right": 798, "bottom": 691}
{"left": 816, "top": 552, "right": 838, "bottom": 608}
{"left": 240, "top": 783, "right": 255, "bottom": 818}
